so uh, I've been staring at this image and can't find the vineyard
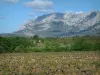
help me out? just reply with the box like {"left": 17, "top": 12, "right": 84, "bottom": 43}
{"left": 0, "top": 52, "right": 100, "bottom": 75}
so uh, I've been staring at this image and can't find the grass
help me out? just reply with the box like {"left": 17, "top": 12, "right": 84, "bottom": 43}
{"left": 0, "top": 51, "right": 100, "bottom": 75}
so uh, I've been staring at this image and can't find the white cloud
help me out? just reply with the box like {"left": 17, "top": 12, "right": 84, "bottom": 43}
{"left": 75, "top": 11, "right": 84, "bottom": 14}
{"left": 28, "top": 12, "right": 37, "bottom": 19}
{"left": 4, "top": 0, "right": 19, "bottom": 3}
{"left": 23, "top": 0, "right": 54, "bottom": 13}
{"left": 35, "top": 9, "right": 54, "bottom": 13}
{"left": 65, "top": 11, "right": 84, "bottom": 14}
{"left": 28, "top": 12, "right": 35, "bottom": 17}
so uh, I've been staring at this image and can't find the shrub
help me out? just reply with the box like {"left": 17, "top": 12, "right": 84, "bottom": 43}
{"left": 0, "top": 46, "right": 5, "bottom": 53}
{"left": 13, "top": 45, "right": 25, "bottom": 53}
{"left": 93, "top": 42, "right": 100, "bottom": 51}
{"left": 71, "top": 38, "right": 92, "bottom": 51}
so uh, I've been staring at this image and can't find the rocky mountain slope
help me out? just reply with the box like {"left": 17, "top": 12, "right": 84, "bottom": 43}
{"left": 10, "top": 11, "right": 100, "bottom": 37}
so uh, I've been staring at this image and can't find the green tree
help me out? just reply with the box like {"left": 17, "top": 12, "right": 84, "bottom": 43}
{"left": 94, "top": 42, "right": 100, "bottom": 50}
{"left": 71, "top": 38, "right": 92, "bottom": 51}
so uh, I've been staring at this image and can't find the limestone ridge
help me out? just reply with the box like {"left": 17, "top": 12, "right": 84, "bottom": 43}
{"left": 14, "top": 11, "right": 100, "bottom": 37}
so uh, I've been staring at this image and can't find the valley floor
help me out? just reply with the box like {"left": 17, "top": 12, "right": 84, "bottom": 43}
{"left": 0, "top": 51, "right": 100, "bottom": 75}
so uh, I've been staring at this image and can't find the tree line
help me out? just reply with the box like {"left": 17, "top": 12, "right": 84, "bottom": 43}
{"left": 0, "top": 35, "right": 100, "bottom": 53}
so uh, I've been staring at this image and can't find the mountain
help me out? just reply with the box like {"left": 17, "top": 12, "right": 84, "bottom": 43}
{"left": 3, "top": 11, "right": 100, "bottom": 37}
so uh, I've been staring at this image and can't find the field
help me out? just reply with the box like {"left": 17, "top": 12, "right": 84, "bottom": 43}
{"left": 0, "top": 51, "right": 100, "bottom": 75}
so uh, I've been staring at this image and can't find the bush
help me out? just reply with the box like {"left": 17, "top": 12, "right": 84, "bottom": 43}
{"left": 71, "top": 38, "right": 92, "bottom": 51}
{"left": 0, "top": 46, "right": 5, "bottom": 53}
{"left": 94, "top": 42, "right": 100, "bottom": 51}
{"left": 44, "top": 42, "right": 63, "bottom": 52}
{"left": 32, "top": 35, "right": 39, "bottom": 40}
{"left": 13, "top": 45, "right": 25, "bottom": 53}
{"left": 25, "top": 46, "right": 43, "bottom": 52}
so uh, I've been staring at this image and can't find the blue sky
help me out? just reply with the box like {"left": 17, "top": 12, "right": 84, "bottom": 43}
{"left": 0, "top": 0, "right": 100, "bottom": 33}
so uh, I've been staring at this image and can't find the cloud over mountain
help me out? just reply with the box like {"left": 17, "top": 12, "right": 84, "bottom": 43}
{"left": 23, "top": 0, "right": 54, "bottom": 13}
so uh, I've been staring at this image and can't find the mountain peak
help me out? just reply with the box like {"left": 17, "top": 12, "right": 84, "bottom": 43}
{"left": 15, "top": 11, "right": 100, "bottom": 37}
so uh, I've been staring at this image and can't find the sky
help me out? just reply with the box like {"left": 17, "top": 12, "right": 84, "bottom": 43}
{"left": 0, "top": 0, "right": 100, "bottom": 33}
